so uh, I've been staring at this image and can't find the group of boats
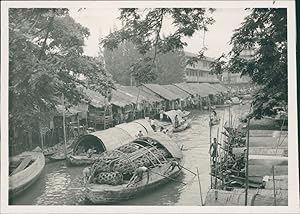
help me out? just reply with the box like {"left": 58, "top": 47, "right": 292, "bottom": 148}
{"left": 9, "top": 109, "right": 192, "bottom": 203}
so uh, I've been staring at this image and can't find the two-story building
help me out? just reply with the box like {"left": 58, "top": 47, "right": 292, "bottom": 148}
{"left": 184, "top": 52, "right": 219, "bottom": 84}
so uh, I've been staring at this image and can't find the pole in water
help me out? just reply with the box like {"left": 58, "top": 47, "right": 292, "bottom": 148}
{"left": 196, "top": 167, "right": 204, "bottom": 206}
{"left": 272, "top": 165, "right": 277, "bottom": 205}
{"left": 209, "top": 116, "right": 213, "bottom": 189}
{"left": 151, "top": 170, "right": 187, "bottom": 185}
{"left": 244, "top": 118, "right": 250, "bottom": 206}
{"left": 62, "top": 93, "right": 67, "bottom": 157}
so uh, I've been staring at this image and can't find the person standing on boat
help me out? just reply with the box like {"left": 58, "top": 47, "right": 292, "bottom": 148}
{"left": 137, "top": 130, "right": 144, "bottom": 138}
{"left": 127, "top": 166, "right": 149, "bottom": 187}
{"left": 159, "top": 110, "right": 164, "bottom": 121}
{"left": 164, "top": 159, "right": 182, "bottom": 174}
{"left": 209, "top": 138, "right": 218, "bottom": 165}
{"left": 174, "top": 115, "right": 179, "bottom": 128}
{"left": 150, "top": 118, "right": 156, "bottom": 131}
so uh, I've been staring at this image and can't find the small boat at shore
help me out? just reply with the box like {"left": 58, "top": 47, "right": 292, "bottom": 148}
{"left": 9, "top": 147, "right": 45, "bottom": 198}
{"left": 173, "top": 118, "right": 192, "bottom": 132}
{"left": 84, "top": 132, "right": 183, "bottom": 204}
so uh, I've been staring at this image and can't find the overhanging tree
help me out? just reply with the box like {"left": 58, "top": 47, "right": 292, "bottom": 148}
{"left": 211, "top": 8, "right": 287, "bottom": 118}
{"left": 9, "top": 9, "right": 114, "bottom": 138}
{"left": 101, "top": 8, "right": 215, "bottom": 84}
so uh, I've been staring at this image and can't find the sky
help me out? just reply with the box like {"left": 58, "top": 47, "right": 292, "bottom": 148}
{"left": 69, "top": 8, "right": 250, "bottom": 58}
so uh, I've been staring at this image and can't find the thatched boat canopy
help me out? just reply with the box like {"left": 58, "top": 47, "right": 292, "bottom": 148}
{"left": 116, "top": 122, "right": 148, "bottom": 138}
{"left": 137, "top": 132, "right": 183, "bottom": 159}
{"left": 163, "top": 110, "right": 185, "bottom": 124}
{"left": 73, "top": 127, "right": 133, "bottom": 154}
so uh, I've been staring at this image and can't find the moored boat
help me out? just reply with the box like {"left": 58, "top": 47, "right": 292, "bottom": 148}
{"left": 9, "top": 147, "right": 45, "bottom": 198}
{"left": 66, "top": 127, "right": 134, "bottom": 166}
{"left": 173, "top": 118, "right": 192, "bottom": 132}
{"left": 157, "top": 110, "right": 191, "bottom": 132}
{"left": 84, "top": 132, "right": 184, "bottom": 204}
{"left": 209, "top": 117, "right": 220, "bottom": 126}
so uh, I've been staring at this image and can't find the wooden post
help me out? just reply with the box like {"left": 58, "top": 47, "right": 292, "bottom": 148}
{"left": 62, "top": 93, "right": 67, "bottom": 157}
{"left": 196, "top": 167, "right": 204, "bottom": 206}
{"left": 209, "top": 116, "right": 213, "bottom": 189}
{"left": 244, "top": 118, "right": 250, "bottom": 206}
{"left": 272, "top": 165, "right": 277, "bottom": 205}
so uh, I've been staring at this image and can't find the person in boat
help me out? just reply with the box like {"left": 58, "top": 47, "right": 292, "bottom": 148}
{"left": 127, "top": 166, "right": 149, "bottom": 187}
{"left": 83, "top": 166, "right": 92, "bottom": 185}
{"left": 159, "top": 110, "right": 164, "bottom": 121}
{"left": 87, "top": 146, "right": 96, "bottom": 158}
{"left": 150, "top": 118, "right": 156, "bottom": 131}
{"left": 164, "top": 159, "right": 182, "bottom": 175}
{"left": 209, "top": 138, "right": 218, "bottom": 164}
{"left": 174, "top": 115, "right": 179, "bottom": 128}
{"left": 137, "top": 130, "right": 144, "bottom": 138}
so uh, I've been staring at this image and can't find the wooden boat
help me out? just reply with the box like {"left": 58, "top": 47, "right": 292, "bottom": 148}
{"left": 84, "top": 132, "right": 184, "bottom": 204}
{"left": 176, "top": 110, "right": 190, "bottom": 118}
{"left": 67, "top": 127, "right": 134, "bottom": 166}
{"left": 173, "top": 118, "right": 192, "bottom": 132}
{"left": 158, "top": 110, "right": 191, "bottom": 132}
{"left": 9, "top": 147, "right": 45, "bottom": 198}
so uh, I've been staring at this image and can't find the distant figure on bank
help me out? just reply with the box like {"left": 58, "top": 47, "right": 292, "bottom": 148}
{"left": 127, "top": 166, "right": 149, "bottom": 187}
{"left": 150, "top": 118, "right": 156, "bottom": 131}
{"left": 174, "top": 115, "right": 179, "bottom": 128}
{"left": 209, "top": 138, "right": 218, "bottom": 164}
{"left": 137, "top": 130, "right": 144, "bottom": 138}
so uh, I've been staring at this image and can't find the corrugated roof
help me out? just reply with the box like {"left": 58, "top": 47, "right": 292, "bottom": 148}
{"left": 143, "top": 84, "right": 179, "bottom": 101}
{"left": 188, "top": 83, "right": 218, "bottom": 95}
{"left": 161, "top": 85, "right": 190, "bottom": 99}
{"left": 83, "top": 88, "right": 106, "bottom": 108}
{"left": 173, "top": 83, "right": 197, "bottom": 96}
{"left": 111, "top": 89, "right": 134, "bottom": 107}
{"left": 117, "top": 85, "right": 162, "bottom": 103}
{"left": 186, "top": 83, "right": 210, "bottom": 96}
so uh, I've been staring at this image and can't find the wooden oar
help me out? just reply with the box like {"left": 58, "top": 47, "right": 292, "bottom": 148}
{"left": 150, "top": 171, "right": 187, "bottom": 185}
{"left": 179, "top": 165, "right": 196, "bottom": 176}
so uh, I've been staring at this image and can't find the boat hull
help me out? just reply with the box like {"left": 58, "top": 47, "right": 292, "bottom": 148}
{"left": 9, "top": 148, "right": 45, "bottom": 198}
{"left": 67, "top": 155, "right": 99, "bottom": 166}
{"left": 85, "top": 161, "right": 182, "bottom": 204}
{"left": 173, "top": 119, "right": 192, "bottom": 133}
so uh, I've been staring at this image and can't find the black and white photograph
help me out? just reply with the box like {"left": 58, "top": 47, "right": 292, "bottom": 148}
{"left": 1, "top": 0, "right": 299, "bottom": 213}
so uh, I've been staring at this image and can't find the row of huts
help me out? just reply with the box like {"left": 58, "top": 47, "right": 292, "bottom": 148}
{"left": 9, "top": 82, "right": 229, "bottom": 156}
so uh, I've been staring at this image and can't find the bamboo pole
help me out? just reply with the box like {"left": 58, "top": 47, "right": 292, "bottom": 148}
{"left": 272, "top": 165, "right": 277, "bottom": 205}
{"left": 244, "top": 118, "right": 250, "bottom": 206}
{"left": 62, "top": 93, "right": 67, "bottom": 157}
{"left": 209, "top": 115, "right": 213, "bottom": 189}
{"left": 196, "top": 167, "right": 204, "bottom": 206}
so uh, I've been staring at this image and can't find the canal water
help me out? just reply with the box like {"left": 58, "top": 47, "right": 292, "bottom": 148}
{"left": 10, "top": 104, "right": 249, "bottom": 206}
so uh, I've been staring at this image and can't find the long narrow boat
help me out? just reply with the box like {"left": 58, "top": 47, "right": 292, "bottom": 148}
{"left": 84, "top": 132, "right": 184, "bottom": 204}
{"left": 157, "top": 110, "right": 191, "bottom": 132}
{"left": 9, "top": 147, "right": 45, "bottom": 198}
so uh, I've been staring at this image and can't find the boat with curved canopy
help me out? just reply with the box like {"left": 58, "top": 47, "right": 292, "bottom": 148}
{"left": 84, "top": 132, "right": 184, "bottom": 204}
{"left": 67, "top": 127, "right": 134, "bottom": 166}
{"left": 156, "top": 110, "right": 192, "bottom": 132}
{"left": 9, "top": 147, "right": 45, "bottom": 198}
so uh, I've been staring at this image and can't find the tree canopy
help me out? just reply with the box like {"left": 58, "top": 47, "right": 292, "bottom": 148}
{"left": 101, "top": 8, "right": 215, "bottom": 84}
{"left": 9, "top": 8, "right": 114, "bottom": 131}
{"left": 211, "top": 8, "right": 287, "bottom": 118}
